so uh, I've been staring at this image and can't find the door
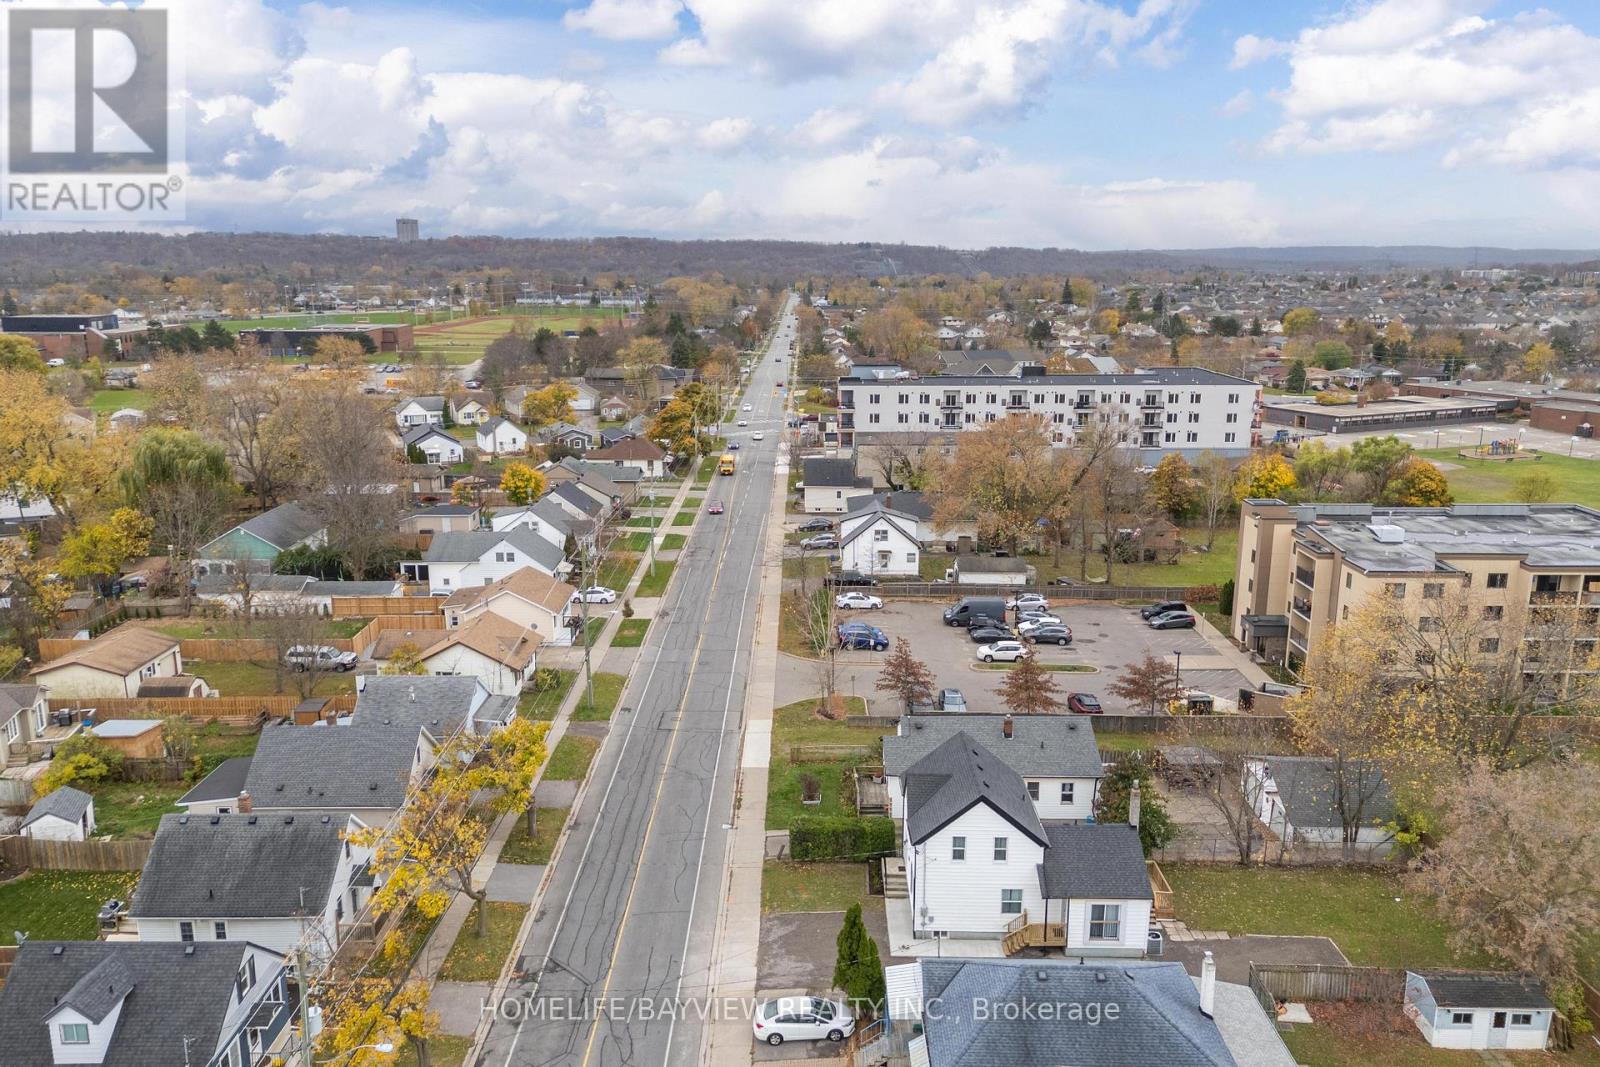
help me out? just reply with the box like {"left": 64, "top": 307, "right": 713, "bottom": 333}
{"left": 1490, "top": 1011, "right": 1509, "bottom": 1048}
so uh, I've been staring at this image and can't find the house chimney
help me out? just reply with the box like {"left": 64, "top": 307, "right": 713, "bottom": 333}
{"left": 1199, "top": 951, "right": 1216, "bottom": 1018}
{"left": 409, "top": 685, "right": 416, "bottom": 703}
{"left": 1002, "top": 715, "right": 1014, "bottom": 739}
{"left": 1129, "top": 782, "right": 1141, "bottom": 831}
{"left": 237, "top": 791, "right": 252, "bottom": 814}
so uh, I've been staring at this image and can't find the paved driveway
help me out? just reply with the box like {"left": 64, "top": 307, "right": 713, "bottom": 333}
{"left": 1163, "top": 934, "right": 1350, "bottom": 985}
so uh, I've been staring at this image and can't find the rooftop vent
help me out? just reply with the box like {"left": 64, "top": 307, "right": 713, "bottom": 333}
{"left": 247, "top": 816, "right": 257, "bottom": 826}
{"left": 209, "top": 816, "right": 220, "bottom": 825}
{"left": 321, "top": 814, "right": 331, "bottom": 824}
{"left": 283, "top": 816, "right": 294, "bottom": 825}
{"left": 184, "top": 945, "right": 194, "bottom": 956}
{"left": 52, "top": 946, "right": 64, "bottom": 956}
{"left": 1368, "top": 523, "right": 1407, "bottom": 543}
{"left": 178, "top": 815, "right": 188, "bottom": 825}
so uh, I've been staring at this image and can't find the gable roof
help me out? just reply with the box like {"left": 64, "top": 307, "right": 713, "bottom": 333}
{"left": 839, "top": 509, "right": 920, "bottom": 550}
{"left": 302, "top": 580, "right": 405, "bottom": 597}
{"left": 853, "top": 490, "right": 933, "bottom": 521}
{"left": 1411, "top": 971, "right": 1553, "bottom": 1010}
{"left": 402, "top": 424, "right": 459, "bottom": 447}
{"left": 1251, "top": 755, "right": 1396, "bottom": 830}
{"left": 32, "top": 627, "right": 179, "bottom": 679}
{"left": 130, "top": 812, "right": 359, "bottom": 918}
{"left": 442, "top": 566, "right": 576, "bottom": 615}
{"left": 916, "top": 959, "right": 1237, "bottom": 1066}
{"left": 884, "top": 715, "right": 1103, "bottom": 780}
{"left": 902, "top": 732, "right": 1046, "bottom": 847}
{"left": 478, "top": 415, "right": 524, "bottom": 436}
{"left": 549, "top": 481, "right": 604, "bottom": 516}
{"left": 22, "top": 785, "right": 92, "bottom": 829}
{"left": 350, "top": 675, "right": 485, "bottom": 739}
{"left": 803, "top": 456, "right": 857, "bottom": 487}
{"left": 401, "top": 395, "right": 445, "bottom": 412}
{"left": 589, "top": 436, "right": 665, "bottom": 462}
{"left": 178, "top": 756, "right": 252, "bottom": 807}
{"left": 232, "top": 501, "right": 325, "bottom": 552}
{"left": 421, "top": 612, "right": 541, "bottom": 672}
{"left": 1037, "top": 823, "right": 1152, "bottom": 900}
{"left": 0, "top": 682, "right": 40, "bottom": 721}
{"left": 243, "top": 725, "right": 422, "bottom": 811}
{"left": 420, "top": 528, "right": 565, "bottom": 573}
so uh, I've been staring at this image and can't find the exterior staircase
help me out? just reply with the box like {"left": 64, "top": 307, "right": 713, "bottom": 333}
{"left": 882, "top": 858, "right": 907, "bottom": 899}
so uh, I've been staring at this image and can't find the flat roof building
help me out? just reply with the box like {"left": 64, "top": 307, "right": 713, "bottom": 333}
{"left": 1260, "top": 394, "right": 1497, "bottom": 435}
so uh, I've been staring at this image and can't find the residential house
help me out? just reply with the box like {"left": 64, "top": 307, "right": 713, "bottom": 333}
{"left": 442, "top": 566, "right": 578, "bottom": 646}
{"left": 415, "top": 613, "right": 540, "bottom": 696}
{"left": 0, "top": 940, "right": 296, "bottom": 1067}
{"left": 401, "top": 503, "right": 481, "bottom": 537}
{"left": 407, "top": 462, "right": 450, "bottom": 499}
{"left": 542, "top": 422, "right": 595, "bottom": 453}
{"left": 802, "top": 457, "right": 872, "bottom": 514}
{"left": 599, "top": 396, "right": 629, "bottom": 421}
{"left": 1242, "top": 755, "right": 1396, "bottom": 849}
{"left": 401, "top": 528, "right": 568, "bottom": 592}
{"left": 1404, "top": 971, "right": 1553, "bottom": 1051}
{"left": 175, "top": 757, "right": 252, "bottom": 814}
{"left": 490, "top": 498, "right": 582, "bottom": 551}
{"left": 564, "top": 379, "right": 601, "bottom": 415}
{"left": 837, "top": 503, "right": 922, "bottom": 577}
{"left": 476, "top": 416, "right": 529, "bottom": 456}
{"left": 108, "top": 408, "right": 146, "bottom": 432}
{"left": 588, "top": 437, "right": 669, "bottom": 478}
{"left": 21, "top": 786, "right": 95, "bottom": 841}
{"left": 544, "top": 481, "right": 608, "bottom": 528}
{"left": 300, "top": 579, "right": 406, "bottom": 613}
{"left": 30, "top": 628, "right": 183, "bottom": 700}
{"left": 449, "top": 395, "right": 491, "bottom": 425}
{"left": 394, "top": 395, "right": 446, "bottom": 428}
{"left": 545, "top": 458, "right": 640, "bottom": 506}
{"left": 129, "top": 812, "right": 376, "bottom": 963}
{"left": 401, "top": 424, "right": 464, "bottom": 465}
{"left": 193, "top": 502, "right": 326, "bottom": 577}
{"left": 350, "top": 675, "right": 517, "bottom": 740}
{"left": 0, "top": 683, "right": 49, "bottom": 765}
{"left": 856, "top": 490, "right": 979, "bottom": 548}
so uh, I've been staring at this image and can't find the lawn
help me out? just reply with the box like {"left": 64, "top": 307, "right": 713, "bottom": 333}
{"left": 767, "top": 696, "right": 878, "bottom": 830}
{"left": 612, "top": 618, "right": 649, "bottom": 647}
{"left": 761, "top": 861, "right": 870, "bottom": 913}
{"left": 572, "top": 672, "right": 626, "bottom": 721}
{"left": 619, "top": 532, "right": 654, "bottom": 552}
{"left": 217, "top": 310, "right": 421, "bottom": 331}
{"left": 636, "top": 561, "right": 675, "bottom": 597}
{"left": 0, "top": 870, "right": 140, "bottom": 943}
{"left": 782, "top": 556, "right": 829, "bottom": 581}
{"left": 89, "top": 388, "right": 150, "bottom": 414}
{"left": 518, "top": 668, "right": 577, "bottom": 721}
{"left": 595, "top": 553, "right": 638, "bottom": 592}
{"left": 920, "top": 527, "right": 1238, "bottom": 590}
{"left": 661, "top": 534, "right": 687, "bottom": 550}
{"left": 498, "top": 807, "right": 569, "bottom": 866}
{"left": 90, "top": 780, "right": 190, "bottom": 838}
{"left": 150, "top": 617, "right": 367, "bottom": 640}
{"left": 1163, "top": 865, "right": 1487, "bottom": 970}
{"left": 395, "top": 1034, "right": 473, "bottom": 1067}
{"left": 544, "top": 735, "right": 600, "bottom": 780}
{"left": 671, "top": 510, "right": 696, "bottom": 526}
{"left": 412, "top": 317, "right": 515, "bottom": 366}
{"left": 1420, "top": 448, "right": 1600, "bottom": 508}
{"left": 438, "top": 901, "right": 527, "bottom": 982}
{"left": 187, "top": 659, "right": 356, "bottom": 697}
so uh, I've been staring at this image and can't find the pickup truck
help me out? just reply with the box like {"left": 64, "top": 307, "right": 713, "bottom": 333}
{"left": 284, "top": 645, "right": 358, "bottom": 672}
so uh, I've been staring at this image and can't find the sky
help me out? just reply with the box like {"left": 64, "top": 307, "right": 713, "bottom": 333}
{"left": 146, "top": 0, "right": 1600, "bottom": 247}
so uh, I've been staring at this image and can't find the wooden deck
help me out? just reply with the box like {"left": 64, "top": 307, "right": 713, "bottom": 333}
{"left": 1002, "top": 911, "right": 1066, "bottom": 955}
{"left": 854, "top": 767, "right": 889, "bottom": 815}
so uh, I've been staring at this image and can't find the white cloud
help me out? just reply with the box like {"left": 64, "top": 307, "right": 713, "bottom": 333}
{"left": 696, "top": 116, "right": 756, "bottom": 152}
{"left": 564, "top": 0, "right": 685, "bottom": 42}
{"left": 791, "top": 108, "right": 868, "bottom": 148}
{"left": 1219, "top": 89, "right": 1253, "bottom": 117}
{"left": 1229, "top": 33, "right": 1287, "bottom": 69}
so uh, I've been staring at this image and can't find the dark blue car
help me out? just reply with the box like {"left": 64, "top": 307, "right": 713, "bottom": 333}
{"left": 836, "top": 623, "right": 889, "bottom": 651}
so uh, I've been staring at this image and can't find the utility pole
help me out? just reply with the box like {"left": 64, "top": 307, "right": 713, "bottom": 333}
{"left": 294, "top": 942, "right": 313, "bottom": 1066}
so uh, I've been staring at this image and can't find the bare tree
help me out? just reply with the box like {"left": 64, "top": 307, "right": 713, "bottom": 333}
{"left": 255, "top": 608, "right": 335, "bottom": 699}
{"left": 1194, "top": 452, "right": 1236, "bottom": 549}
{"left": 1172, "top": 717, "right": 1288, "bottom": 864}
{"left": 1087, "top": 451, "right": 1155, "bottom": 585}
{"left": 288, "top": 381, "right": 406, "bottom": 580}
{"left": 209, "top": 357, "right": 298, "bottom": 511}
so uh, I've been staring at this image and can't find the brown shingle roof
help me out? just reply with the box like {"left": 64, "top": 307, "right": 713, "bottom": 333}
{"left": 33, "top": 628, "right": 179, "bottom": 678}
{"left": 590, "top": 437, "right": 665, "bottom": 462}
{"left": 441, "top": 567, "right": 575, "bottom": 616}
{"left": 421, "top": 613, "right": 541, "bottom": 671}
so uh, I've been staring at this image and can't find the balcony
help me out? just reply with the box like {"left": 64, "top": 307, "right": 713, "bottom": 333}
{"left": 1140, "top": 396, "right": 1164, "bottom": 409}
{"left": 1294, "top": 567, "right": 1315, "bottom": 590}
{"left": 1073, "top": 399, "right": 1094, "bottom": 410}
{"left": 1291, "top": 596, "right": 1312, "bottom": 620}
{"left": 1005, "top": 397, "right": 1029, "bottom": 410}
{"left": 1531, "top": 590, "right": 1579, "bottom": 606}
{"left": 939, "top": 399, "right": 962, "bottom": 410}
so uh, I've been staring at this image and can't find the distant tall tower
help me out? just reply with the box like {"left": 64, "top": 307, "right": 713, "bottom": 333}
{"left": 396, "top": 217, "right": 419, "bottom": 242}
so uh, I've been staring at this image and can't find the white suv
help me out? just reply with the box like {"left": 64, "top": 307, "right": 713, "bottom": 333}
{"left": 976, "top": 640, "right": 1030, "bottom": 663}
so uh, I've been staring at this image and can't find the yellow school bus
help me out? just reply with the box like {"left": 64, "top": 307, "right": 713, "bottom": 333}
{"left": 719, "top": 453, "right": 736, "bottom": 475}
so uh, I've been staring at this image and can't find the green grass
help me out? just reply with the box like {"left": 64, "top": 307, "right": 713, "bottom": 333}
{"left": 89, "top": 388, "right": 150, "bottom": 414}
{"left": 544, "top": 735, "right": 600, "bottom": 780}
{"left": 1420, "top": 448, "right": 1600, "bottom": 508}
{"left": 595, "top": 553, "right": 638, "bottom": 592}
{"left": 619, "top": 532, "right": 654, "bottom": 552}
{"left": 682, "top": 496, "right": 705, "bottom": 506}
{"left": 972, "top": 661, "right": 1096, "bottom": 672}
{"left": 1163, "top": 865, "right": 1489, "bottom": 970}
{"left": 636, "top": 561, "right": 675, "bottom": 597}
{"left": 518, "top": 669, "right": 577, "bottom": 721}
{"left": 671, "top": 510, "right": 696, "bottom": 526}
{"left": 767, "top": 696, "right": 878, "bottom": 830}
{"left": 660, "top": 534, "right": 687, "bottom": 550}
{"left": 89, "top": 780, "right": 189, "bottom": 838}
{"left": 217, "top": 310, "right": 421, "bottom": 332}
{"left": 0, "top": 871, "right": 140, "bottom": 943}
{"left": 151, "top": 617, "right": 367, "bottom": 640}
{"left": 572, "top": 672, "right": 626, "bottom": 721}
{"left": 498, "top": 807, "right": 569, "bottom": 866}
{"left": 761, "top": 862, "right": 870, "bottom": 913}
{"left": 1092, "top": 731, "right": 1163, "bottom": 754}
{"left": 582, "top": 616, "right": 606, "bottom": 645}
{"left": 438, "top": 901, "right": 527, "bottom": 982}
{"left": 623, "top": 517, "right": 660, "bottom": 528}
{"left": 782, "top": 556, "right": 828, "bottom": 580}
{"left": 394, "top": 1034, "right": 473, "bottom": 1067}
{"left": 411, "top": 317, "right": 516, "bottom": 366}
{"left": 1278, "top": 1025, "right": 1481, "bottom": 1067}
{"left": 612, "top": 618, "right": 649, "bottom": 647}
{"left": 187, "top": 659, "right": 356, "bottom": 697}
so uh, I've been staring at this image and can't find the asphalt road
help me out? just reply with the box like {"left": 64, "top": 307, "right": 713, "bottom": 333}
{"left": 477, "top": 296, "right": 797, "bottom": 1067}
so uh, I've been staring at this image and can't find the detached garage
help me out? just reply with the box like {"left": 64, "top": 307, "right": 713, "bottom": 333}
{"left": 1405, "top": 971, "right": 1553, "bottom": 1051}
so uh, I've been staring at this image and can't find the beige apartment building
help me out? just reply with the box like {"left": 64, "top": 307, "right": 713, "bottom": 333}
{"left": 1232, "top": 500, "right": 1600, "bottom": 676}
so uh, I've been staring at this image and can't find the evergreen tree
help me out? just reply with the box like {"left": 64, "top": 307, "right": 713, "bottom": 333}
{"left": 1285, "top": 360, "right": 1307, "bottom": 393}
{"left": 1095, "top": 754, "right": 1178, "bottom": 854}
{"left": 833, "top": 904, "right": 887, "bottom": 1016}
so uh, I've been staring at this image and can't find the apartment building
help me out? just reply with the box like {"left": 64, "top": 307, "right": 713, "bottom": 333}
{"left": 1233, "top": 500, "right": 1600, "bottom": 677}
{"left": 835, "top": 367, "right": 1259, "bottom": 464}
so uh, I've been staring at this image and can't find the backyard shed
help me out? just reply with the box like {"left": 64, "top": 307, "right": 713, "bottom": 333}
{"left": 1404, "top": 971, "right": 1553, "bottom": 1051}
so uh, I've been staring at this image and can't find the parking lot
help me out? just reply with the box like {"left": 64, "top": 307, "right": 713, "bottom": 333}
{"left": 811, "top": 597, "right": 1254, "bottom": 716}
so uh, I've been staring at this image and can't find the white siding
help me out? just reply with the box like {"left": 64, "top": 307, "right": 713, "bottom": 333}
{"left": 449, "top": 596, "right": 570, "bottom": 646}
{"left": 47, "top": 1002, "right": 123, "bottom": 1064}
{"left": 907, "top": 803, "right": 1046, "bottom": 938}
{"left": 426, "top": 540, "right": 559, "bottom": 592}
{"left": 1021, "top": 776, "right": 1097, "bottom": 821}
{"left": 422, "top": 644, "right": 527, "bottom": 696}
{"left": 23, "top": 811, "right": 89, "bottom": 841}
{"left": 1064, "top": 897, "right": 1152, "bottom": 953}
{"left": 838, "top": 519, "right": 920, "bottom": 577}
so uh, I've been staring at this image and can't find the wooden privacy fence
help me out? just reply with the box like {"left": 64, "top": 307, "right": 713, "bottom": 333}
{"left": 0, "top": 945, "right": 15, "bottom": 987}
{"left": 0, "top": 835, "right": 153, "bottom": 871}
{"left": 47, "top": 694, "right": 356, "bottom": 722}
{"left": 330, "top": 595, "right": 444, "bottom": 618}
{"left": 1248, "top": 963, "right": 1405, "bottom": 1014}
{"left": 344, "top": 613, "right": 445, "bottom": 653}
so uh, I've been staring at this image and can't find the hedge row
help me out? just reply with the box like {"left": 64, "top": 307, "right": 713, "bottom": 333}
{"left": 790, "top": 815, "right": 896, "bottom": 861}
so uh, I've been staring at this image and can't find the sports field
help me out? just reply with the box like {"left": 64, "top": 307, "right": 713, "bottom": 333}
{"left": 217, "top": 310, "right": 429, "bottom": 331}
{"left": 411, "top": 307, "right": 625, "bottom": 366}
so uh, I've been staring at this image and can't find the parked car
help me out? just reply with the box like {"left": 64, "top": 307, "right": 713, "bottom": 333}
{"left": 1007, "top": 593, "right": 1050, "bottom": 610}
{"left": 798, "top": 518, "right": 834, "bottom": 533}
{"left": 707, "top": 500, "right": 725, "bottom": 514}
{"left": 1022, "top": 624, "right": 1073, "bottom": 645}
{"left": 1068, "top": 692, "right": 1103, "bottom": 714}
{"left": 284, "top": 645, "right": 357, "bottom": 672}
{"left": 801, "top": 534, "right": 838, "bottom": 550}
{"left": 825, "top": 570, "right": 879, "bottom": 587}
{"left": 835, "top": 592, "right": 883, "bottom": 610}
{"left": 752, "top": 997, "right": 855, "bottom": 1046}
{"left": 1016, "top": 611, "right": 1063, "bottom": 627}
{"left": 45, "top": 357, "right": 66, "bottom": 368}
{"left": 943, "top": 596, "right": 1007, "bottom": 627}
{"left": 837, "top": 624, "right": 889, "bottom": 651}
{"left": 969, "top": 623, "right": 1016, "bottom": 644}
{"left": 743, "top": 403, "right": 753, "bottom": 411}
{"left": 463, "top": 377, "right": 482, "bottom": 389}
{"left": 1148, "top": 610, "right": 1197, "bottom": 630}
{"left": 1140, "top": 600, "right": 1190, "bottom": 620}
{"left": 976, "top": 640, "right": 1030, "bottom": 663}
{"left": 908, "top": 688, "right": 967, "bottom": 713}
{"left": 729, "top": 441, "right": 741, "bottom": 450}
{"left": 572, "top": 586, "right": 619, "bottom": 604}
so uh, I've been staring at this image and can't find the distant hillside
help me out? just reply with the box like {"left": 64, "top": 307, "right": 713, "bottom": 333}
{"left": 0, "top": 231, "right": 1593, "bottom": 285}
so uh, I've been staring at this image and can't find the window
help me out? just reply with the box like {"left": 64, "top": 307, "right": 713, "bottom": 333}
{"left": 1341, "top": 606, "right": 1349, "bottom": 621}
{"left": 993, "top": 837, "right": 1008, "bottom": 862}
{"left": 1228, "top": 392, "right": 1240, "bottom": 403}
{"left": 1186, "top": 431, "right": 1199, "bottom": 443}
{"left": 874, "top": 528, "right": 889, "bottom": 542}
{"left": 951, "top": 836, "right": 965, "bottom": 861}
{"left": 214, "top": 921, "right": 227, "bottom": 940}
{"left": 1000, "top": 889, "right": 1023, "bottom": 915}
{"left": 1419, "top": 617, "right": 1442, "bottom": 632}
{"left": 906, "top": 552, "right": 916, "bottom": 563}
{"left": 1487, "top": 572, "right": 1509, "bottom": 588}
{"left": 1188, "top": 412, "right": 1200, "bottom": 423}
{"left": 1224, "top": 433, "right": 1236, "bottom": 443}
{"left": 59, "top": 1023, "right": 90, "bottom": 1045}
{"left": 1423, "top": 583, "right": 1444, "bottom": 599}
{"left": 1479, "top": 638, "right": 1500, "bottom": 653}
{"left": 1450, "top": 1011, "right": 1474, "bottom": 1026}
{"left": 1089, "top": 903, "right": 1121, "bottom": 940}
{"left": 1386, "top": 583, "right": 1407, "bottom": 598}
{"left": 1226, "top": 413, "right": 1238, "bottom": 423}
{"left": 179, "top": 921, "right": 194, "bottom": 943}
{"left": 1511, "top": 1013, "right": 1535, "bottom": 1026}
{"left": 1483, "top": 605, "right": 1504, "bottom": 620}
{"left": 1026, "top": 781, "right": 1039, "bottom": 801}
{"left": 1060, "top": 782, "right": 1074, "bottom": 804}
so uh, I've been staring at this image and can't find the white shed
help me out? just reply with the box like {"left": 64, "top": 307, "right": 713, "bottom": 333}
{"left": 1405, "top": 971, "right": 1553, "bottom": 1051}
{"left": 21, "top": 786, "right": 95, "bottom": 841}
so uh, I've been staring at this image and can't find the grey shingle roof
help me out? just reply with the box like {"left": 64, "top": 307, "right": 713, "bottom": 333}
{"left": 234, "top": 501, "right": 324, "bottom": 551}
{"left": 421, "top": 528, "right": 565, "bottom": 573}
{"left": 402, "top": 424, "right": 457, "bottom": 448}
{"left": 0, "top": 682, "right": 39, "bottom": 722}
{"left": 130, "top": 812, "right": 353, "bottom": 918}
{"left": 58, "top": 954, "right": 138, "bottom": 1022}
{"left": 178, "top": 757, "right": 252, "bottom": 806}
{"left": 406, "top": 395, "right": 446, "bottom": 412}
{"left": 243, "top": 725, "right": 421, "bottom": 811}
{"left": 902, "top": 733, "right": 1045, "bottom": 847}
{"left": 21, "top": 786, "right": 92, "bottom": 830}
{"left": 839, "top": 509, "right": 919, "bottom": 550}
{"left": 350, "top": 675, "right": 484, "bottom": 739}
{"left": 549, "top": 480, "right": 604, "bottom": 516}
{"left": 1253, "top": 755, "right": 1396, "bottom": 830}
{"left": 803, "top": 457, "right": 857, "bottom": 487}
{"left": 1037, "top": 823, "right": 1152, "bottom": 900}
{"left": 884, "top": 715, "right": 1103, "bottom": 779}
{"left": 302, "top": 580, "right": 404, "bottom": 597}
{"left": 917, "top": 959, "right": 1237, "bottom": 1066}
{"left": 954, "top": 555, "right": 1027, "bottom": 573}
{"left": 1412, "top": 972, "right": 1553, "bottom": 1010}
{"left": 0, "top": 941, "right": 267, "bottom": 1067}
{"left": 194, "top": 572, "right": 313, "bottom": 594}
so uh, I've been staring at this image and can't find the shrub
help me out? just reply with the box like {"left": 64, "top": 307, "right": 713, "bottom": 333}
{"left": 1218, "top": 578, "right": 1234, "bottom": 616}
{"left": 622, "top": 599, "right": 634, "bottom": 619}
{"left": 789, "top": 815, "right": 896, "bottom": 861}
{"left": 34, "top": 732, "right": 124, "bottom": 796}
{"left": 1185, "top": 584, "right": 1221, "bottom": 604}
{"left": 532, "top": 667, "right": 564, "bottom": 692}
